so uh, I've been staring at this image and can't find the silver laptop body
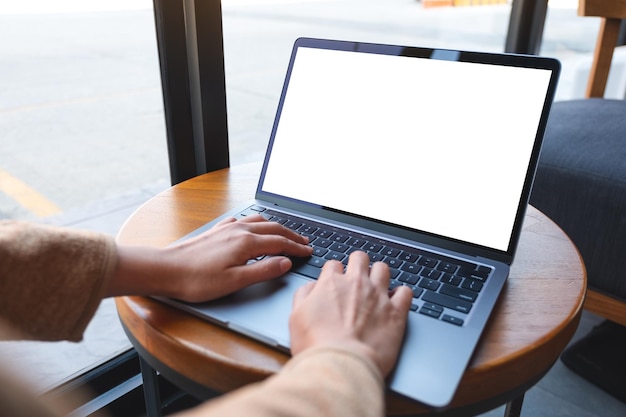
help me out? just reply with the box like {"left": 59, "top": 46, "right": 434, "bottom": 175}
{"left": 158, "top": 37, "right": 560, "bottom": 408}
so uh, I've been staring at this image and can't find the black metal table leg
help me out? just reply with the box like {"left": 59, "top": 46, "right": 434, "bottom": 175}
{"left": 140, "top": 356, "right": 162, "bottom": 417}
{"left": 503, "top": 394, "right": 525, "bottom": 417}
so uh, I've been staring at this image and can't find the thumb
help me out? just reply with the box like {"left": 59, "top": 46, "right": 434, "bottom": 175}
{"left": 234, "top": 256, "right": 293, "bottom": 287}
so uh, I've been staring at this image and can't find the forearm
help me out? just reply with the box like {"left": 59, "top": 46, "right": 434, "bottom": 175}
{"left": 176, "top": 347, "right": 385, "bottom": 417}
{"left": 0, "top": 220, "right": 117, "bottom": 341}
{"left": 105, "top": 245, "right": 179, "bottom": 299}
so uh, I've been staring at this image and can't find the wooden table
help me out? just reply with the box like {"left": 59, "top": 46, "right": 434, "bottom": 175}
{"left": 116, "top": 163, "right": 586, "bottom": 417}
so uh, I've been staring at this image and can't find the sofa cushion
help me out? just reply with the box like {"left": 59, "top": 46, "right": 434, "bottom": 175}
{"left": 530, "top": 99, "right": 626, "bottom": 300}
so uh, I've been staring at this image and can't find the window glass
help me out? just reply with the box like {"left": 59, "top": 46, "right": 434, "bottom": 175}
{"left": 0, "top": 0, "right": 164, "bottom": 391}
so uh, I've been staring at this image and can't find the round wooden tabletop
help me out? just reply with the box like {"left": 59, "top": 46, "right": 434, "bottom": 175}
{"left": 116, "top": 163, "right": 586, "bottom": 416}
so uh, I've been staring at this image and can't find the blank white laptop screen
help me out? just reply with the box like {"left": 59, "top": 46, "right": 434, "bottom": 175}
{"left": 262, "top": 47, "right": 553, "bottom": 252}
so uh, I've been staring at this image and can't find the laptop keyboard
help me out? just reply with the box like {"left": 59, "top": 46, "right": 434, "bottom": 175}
{"left": 237, "top": 205, "right": 493, "bottom": 327}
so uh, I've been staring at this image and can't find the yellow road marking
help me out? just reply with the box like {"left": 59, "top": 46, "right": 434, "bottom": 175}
{"left": 0, "top": 168, "right": 62, "bottom": 217}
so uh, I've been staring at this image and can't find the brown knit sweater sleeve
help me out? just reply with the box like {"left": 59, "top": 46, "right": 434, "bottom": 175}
{"left": 0, "top": 220, "right": 117, "bottom": 342}
{"left": 176, "top": 347, "right": 385, "bottom": 417}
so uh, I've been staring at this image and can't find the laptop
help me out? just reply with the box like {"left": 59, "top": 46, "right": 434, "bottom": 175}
{"left": 158, "top": 37, "right": 560, "bottom": 408}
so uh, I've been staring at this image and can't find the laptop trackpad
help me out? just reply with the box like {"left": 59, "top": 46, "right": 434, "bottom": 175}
{"left": 179, "top": 273, "right": 310, "bottom": 350}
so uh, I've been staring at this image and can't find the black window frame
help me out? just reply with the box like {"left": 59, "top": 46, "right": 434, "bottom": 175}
{"left": 153, "top": 0, "right": 229, "bottom": 185}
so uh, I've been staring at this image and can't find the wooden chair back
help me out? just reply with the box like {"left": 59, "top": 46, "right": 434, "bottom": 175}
{"left": 579, "top": 0, "right": 626, "bottom": 97}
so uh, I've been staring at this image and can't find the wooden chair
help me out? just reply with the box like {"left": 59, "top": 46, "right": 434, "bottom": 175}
{"left": 530, "top": 0, "right": 626, "bottom": 327}
{"left": 581, "top": 0, "right": 626, "bottom": 98}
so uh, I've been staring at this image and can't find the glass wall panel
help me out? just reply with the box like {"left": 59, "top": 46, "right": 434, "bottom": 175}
{"left": 0, "top": 0, "right": 164, "bottom": 391}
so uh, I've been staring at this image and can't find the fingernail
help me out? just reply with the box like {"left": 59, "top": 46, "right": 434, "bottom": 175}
{"left": 279, "top": 258, "right": 292, "bottom": 272}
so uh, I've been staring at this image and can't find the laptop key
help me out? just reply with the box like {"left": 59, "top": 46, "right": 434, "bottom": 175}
{"left": 312, "top": 247, "right": 328, "bottom": 257}
{"left": 346, "top": 237, "right": 366, "bottom": 248}
{"left": 314, "top": 229, "right": 334, "bottom": 238}
{"left": 367, "top": 252, "right": 384, "bottom": 262}
{"left": 399, "top": 251, "right": 419, "bottom": 263}
{"left": 306, "top": 256, "right": 326, "bottom": 268}
{"left": 442, "top": 314, "right": 464, "bottom": 326}
{"left": 324, "top": 251, "right": 346, "bottom": 262}
{"left": 436, "top": 262, "right": 460, "bottom": 274}
{"left": 299, "top": 224, "right": 318, "bottom": 234}
{"left": 381, "top": 246, "right": 401, "bottom": 257}
{"left": 418, "top": 278, "right": 441, "bottom": 291}
{"left": 477, "top": 265, "right": 493, "bottom": 276}
{"left": 400, "top": 263, "right": 422, "bottom": 275}
{"left": 314, "top": 238, "right": 332, "bottom": 248}
{"left": 383, "top": 257, "right": 403, "bottom": 269}
{"left": 398, "top": 272, "right": 419, "bottom": 285}
{"left": 418, "top": 257, "right": 439, "bottom": 268}
{"left": 331, "top": 233, "right": 349, "bottom": 243}
{"left": 419, "top": 306, "right": 442, "bottom": 319}
{"left": 240, "top": 207, "right": 267, "bottom": 217}
{"left": 421, "top": 267, "right": 443, "bottom": 280}
{"left": 269, "top": 215, "right": 289, "bottom": 224}
{"left": 411, "top": 287, "right": 424, "bottom": 299}
{"left": 461, "top": 278, "right": 484, "bottom": 292}
{"left": 329, "top": 242, "right": 349, "bottom": 253}
{"left": 292, "top": 262, "right": 323, "bottom": 280}
{"left": 363, "top": 242, "right": 383, "bottom": 253}
{"left": 440, "top": 283, "right": 477, "bottom": 303}
{"left": 440, "top": 273, "right": 462, "bottom": 286}
{"left": 422, "top": 291, "right": 472, "bottom": 314}
{"left": 422, "top": 302, "right": 443, "bottom": 313}
{"left": 457, "top": 266, "right": 489, "bottom": 281}
{"left": 285, "top": 221, "right": 303, "bottom": 230}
